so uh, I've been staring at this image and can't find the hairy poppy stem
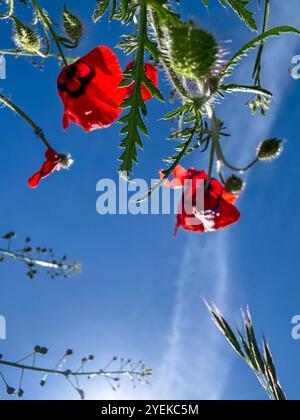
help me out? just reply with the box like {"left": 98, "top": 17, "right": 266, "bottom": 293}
{"left": 216, "top": 138, "right": 259, "bottom": 172}
{"left": 252, "top": 0, "right": 270, "bottom": 86}
{"left": 0, "top": 49, "right": 47, "bottom": 57}
{"left": 31, "top": 0, "right": 68, "bottom": 67}
{"left": 0, "top": 0, "right": 14, "bottom": 19}
{"left": 0, "top": 93, "right": 52, "bottom": 150}
{"left": 205, "top": 112, "right": 218, "bottom": 190}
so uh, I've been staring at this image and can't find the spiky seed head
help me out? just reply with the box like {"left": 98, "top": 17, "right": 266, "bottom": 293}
{"left": 169, "top": 23, "right": 218, "bottom": 80}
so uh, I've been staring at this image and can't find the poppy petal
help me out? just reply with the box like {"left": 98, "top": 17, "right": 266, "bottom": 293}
{"left": 67, "top": 78, "right": 82, "bottom": 93}
{"left": 28, "top": 149, "right": 60, "bottom": 189}
{"left": 125, "top": 62, "right": 158, "bottom": 101}
{"left": 57, "top": 46, "right": 126, "bottom": 132}
{"left": 160, "top": 165, "right": 188, "bottom": 188}
{"left": 222, "top": 189, "right": 239, "bottom": 205}
{"left": 142, "top": 63, "right": 159, "bottom": 101}
{"left": 168, "top": 166, "right": 241, "bottom": 234}
{"left": 28, "top": 171, "right": 42, "bottom": 189}
{"left": 75, "top": 63, "right": 92, "bottom": 78}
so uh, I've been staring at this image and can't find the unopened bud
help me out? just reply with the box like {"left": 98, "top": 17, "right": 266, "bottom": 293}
{"left": 225, "top": 175, "right": 245, "bottom": 194}
{"left": 257, "top": 138, "right": 284, "bottom": 161}
{"left": 169, "top": 23, "right": 218, "bottom": 80}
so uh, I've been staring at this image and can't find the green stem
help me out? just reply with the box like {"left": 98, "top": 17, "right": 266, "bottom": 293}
{"left": 215, "top": 139, "right": 259, "bottom": 172}
{"left": 0, "top": 249, "right": 70, "bottom": 271}
{"left": 135, "top": 0, "right": 147, "bottom": 90}
{"left": 119, "top": 0, "right": 147, "bottom": 175}
{"left": 0, "top": 49, "right": 53, "bottom": 58}
{"left": 253, "top": 0, "right": 270, "bottom": 85}
{"left": 0, "top": 0, "right": 14, "bottom": 19}
{"left": 0, "top": 93, "right": 52, "bottom": 149}
{"left": 0, "top": 359, "right": 147, "bottom": 380}
{"left": 262, "top": 0, "right": 270, "bottom": 34}
{"left": 205, "top": 112, "right": 218, "bottom": 189}
{"left": 31, "top": 0, "right": 68, "bottom": 66}
{"left": 139, "top": 116, "right": 199, "bottom": 202}
{"left": 148, "top": 0, "right": 179, "bottom": 25}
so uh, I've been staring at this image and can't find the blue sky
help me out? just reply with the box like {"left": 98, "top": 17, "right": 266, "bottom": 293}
{"left": 1, "top": 0, "right": 300, "bottom": 400}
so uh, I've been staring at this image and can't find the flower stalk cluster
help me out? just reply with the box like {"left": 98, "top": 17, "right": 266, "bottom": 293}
{"left": 0, "top": 348, "right": 152, "bottom": 399}
{"left": 0, "top": 232, "right": 80, "bottom": 279}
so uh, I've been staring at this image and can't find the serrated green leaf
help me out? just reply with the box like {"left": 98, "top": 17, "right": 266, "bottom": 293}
{"left": 163, "top": 105, "right": 189, "bottom": 120}
{"left": 203, "top": 0, "right": 256, "bottom": 30}
{"left": 219, "top": 0, "right": 257, "bottom": 31}
{"left": 223, "top": 26, "right": 300, "bottom": 77}
{"left": 93, "top": 0, "right": 110, "bottom": 23}
{"left": 220, "top": 84, "right": 272, "bottom": 97}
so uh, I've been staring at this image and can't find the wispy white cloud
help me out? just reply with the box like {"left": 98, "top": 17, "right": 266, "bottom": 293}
{"left": 155, "top": 234, "right": 232, "bottom": 400}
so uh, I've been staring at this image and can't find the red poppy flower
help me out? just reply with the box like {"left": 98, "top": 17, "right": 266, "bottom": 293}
{"left": 161, "top": 165, "right": 240, "bottom": 235}
{"left": 28, "top": 149, "right": 60, "bottom": 188}
{"left": 28, "top": 149, "right": 73, "bottom": 189}
{"left": 125, "top": 62, "right": 158, "bottom": 101}
{"left": 57, "top": 46, "right": 127, "bottom": 132}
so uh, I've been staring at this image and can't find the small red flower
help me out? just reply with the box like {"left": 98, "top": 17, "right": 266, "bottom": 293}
{"left": 125, "top": 62, "right": 158, "bottom": 101}
{"left": 161, "top": 165, "right": 240, "bottom": 235}
{"left": 28, "top": 149, "right": 60, "bottom": 188}
{"left": 57, "top": 46, "right": 127, "bottom": 132}
{"left": 28, "top": 149, "right": 73, "bottom": 189}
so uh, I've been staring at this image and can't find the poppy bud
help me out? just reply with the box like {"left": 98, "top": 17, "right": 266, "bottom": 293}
{"left": 168, "top": 23, "right": 218, "bottom": 80}
{"left": 225, "top": 175, "right": 245, "bottom": 194}
{"left": 257, "top": 138, "right": 284, "bottom": 161}
{"left": 63, "top": 5, "right": 82, "bottom": 43}
{"left": 13, "top": 18, "right": 41, "bottom": 53}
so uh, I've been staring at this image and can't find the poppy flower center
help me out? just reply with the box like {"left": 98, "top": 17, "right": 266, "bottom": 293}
{"left": 66, "top": 65, "right": 77, "bottom": 79}
{"left": 58, "top": 63, "right": 95, "bottom": 99}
